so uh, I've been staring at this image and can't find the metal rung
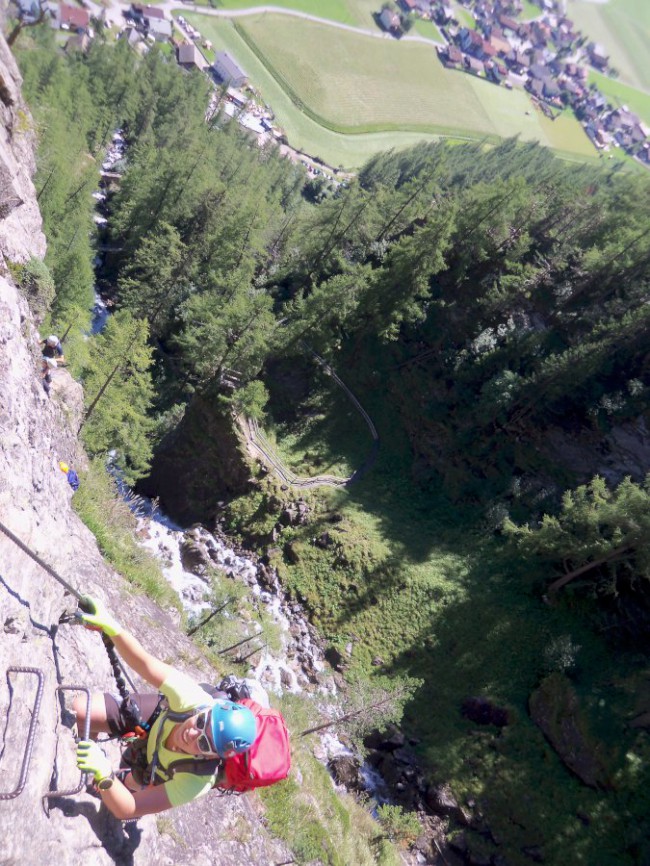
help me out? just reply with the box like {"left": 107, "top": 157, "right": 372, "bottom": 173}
{"left": 42, "top": 686, "right": 91, "bottom": 804}
{"left": 0, "top": 667, "right": 44, "bottom": 800}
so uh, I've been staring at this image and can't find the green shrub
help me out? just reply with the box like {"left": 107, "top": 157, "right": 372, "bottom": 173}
{"left": 12, "top": 257, "right": 55, "bottom": 320}
{"left": 375, "top": 804, "right": 421, "bottom": 847}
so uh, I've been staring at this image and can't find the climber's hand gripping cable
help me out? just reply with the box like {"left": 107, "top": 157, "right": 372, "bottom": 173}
{"left": 77, "top": 596, "right": 123, "bottom": 637}
{"left": 76, "top": 740, "right": 113, "bottom": 783}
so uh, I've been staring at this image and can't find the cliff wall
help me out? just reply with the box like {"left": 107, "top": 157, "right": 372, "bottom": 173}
{"left": 0, "top": 33, "right": 290, "bottom": 866}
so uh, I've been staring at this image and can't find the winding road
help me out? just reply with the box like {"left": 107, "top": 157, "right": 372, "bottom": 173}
{"left": 238, "top": 354, "right": 379, "bottom": 490}
{"left": 93, "top": 0, "right": 445, "bottom": 49}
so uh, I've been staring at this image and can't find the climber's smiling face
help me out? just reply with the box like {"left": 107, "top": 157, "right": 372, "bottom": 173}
{"left": 170, "top": 710, "right": 218, "bottom": 756}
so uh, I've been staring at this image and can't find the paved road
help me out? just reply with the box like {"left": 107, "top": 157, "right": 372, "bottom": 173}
{"left": 95, "top": 0, "right": 444, "bottom": 48}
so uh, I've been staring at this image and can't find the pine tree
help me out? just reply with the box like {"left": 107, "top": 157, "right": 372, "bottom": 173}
{"left": 504, "top": 475, "right": 650, "bottom": 596}
{"left": 81, "top": 311, "right": 155, "bottom": 484}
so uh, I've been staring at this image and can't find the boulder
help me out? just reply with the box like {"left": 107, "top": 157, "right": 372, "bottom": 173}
{"left": 324, "top": 645, "right": 347, "bottom": 672}
{"left": 328, "top": 755, "right": 363, "bottom": 791}
{"left": 364, "top": 724, "right": 406, "bottom": 751}
{"left": 314, "top": 531, "right": 334, "bottom": 549}
{"left": 424, "top": 783, "right": 470, "bottom": 824}
{"left": 179, "top": 536, "right": 210, "bottom": 575}
{"left": 461, "top": 696, "right": 509, "bottom": 727}
{"left": 529, "top": 673, "right": 611, "bottom": 788}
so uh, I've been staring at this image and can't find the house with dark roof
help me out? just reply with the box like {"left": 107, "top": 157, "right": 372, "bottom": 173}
{"left": 434, "top": 3, "right": 455, "bottom": 24}
{"left": 177, "top": 42, "right": 208, "bottom": 71}
{"left": 498, "top": 14, "right": 518, "bottom": 33}
{"left": 65, "top": 32, "right": 90, "bottom": 52}
{"left": 131, "top": 3, "right": 165, "bottom": 21}
{"left": 464, "top": 55, "right": 485, "bottom": 75}
{"left": 378, "top": 7, "right": 402, "bottom": 34}
{"left": 58, "top": 4, "right": 89, "bottom": 31}
{"left": 542, "top": 80, "right": 560, "bottom": 100}
{"left": 442, "top": 44, "right": 463, "bottom": 67}
{"left": 212, "top": 51, "right": 247, "bottom": 87}
{"left": 588, "top": 42, "right": 609, "bottom": 70}
{"left": 529, "top": 63, "right": 552, "bottom": 80}
{"left": 459, "top": 27, "right": 485, "bottom": 57}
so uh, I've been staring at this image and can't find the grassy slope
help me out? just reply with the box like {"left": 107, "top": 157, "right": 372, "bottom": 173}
{"left": 229, "top": 347, "right": 650, "bottom": 866}
{"left": 411, "top": 18, "right": 445, "bottom": 42}
{"left": 567, "top": 0, "right": 650, "bottom": 90}
{"left": 190, "top": 11, "right": 596, "bottom": 165}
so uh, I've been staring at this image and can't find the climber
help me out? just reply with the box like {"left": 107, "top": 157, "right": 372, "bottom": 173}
{"left": 41, "top": 357, "right": 56, "bottom": 396}
{"left": 42, "top": 334, "right": 64, "bottom": 362}
{"left": 59, "top": 461, "right": 80, "bottom": 491}
{"left": 72, "top": 596, "right": 257, "bottom": 819}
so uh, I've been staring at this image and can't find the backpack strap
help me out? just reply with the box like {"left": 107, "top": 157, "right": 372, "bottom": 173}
{"left": 157, "top": 756, "right": 223, "bottom": 782}
{"left": 145, "top": 701, "right": 215, "bottom": 785}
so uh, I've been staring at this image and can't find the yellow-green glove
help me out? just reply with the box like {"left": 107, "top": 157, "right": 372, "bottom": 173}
{"left": 76, "top": 740, "right": 113, "bottom": 782}
{"left": 78, "top": 596, "right": 123, "bottom": 638}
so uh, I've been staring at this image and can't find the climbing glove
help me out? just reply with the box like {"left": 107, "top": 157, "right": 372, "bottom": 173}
{"left": 76, "top": 740, "right": 113, "bottom": 782}
{"left": 78, "top": 595, "right": 123, "bottom": 638}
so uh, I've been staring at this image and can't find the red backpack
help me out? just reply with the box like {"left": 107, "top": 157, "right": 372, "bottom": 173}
{"left": 220, "top": 699, "right": 291, "bottom": 793}
{"left": 144, "top": 698, "right": 291, "bottom": 793}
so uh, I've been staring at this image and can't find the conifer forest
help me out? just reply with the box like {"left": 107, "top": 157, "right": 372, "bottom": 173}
{"left": 16, "top": 27, "right": 650, "bottom": 866}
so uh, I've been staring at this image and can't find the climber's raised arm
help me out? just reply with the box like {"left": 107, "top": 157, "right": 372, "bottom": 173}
{"left": 78, "top": 596, "right": 172, "bottom": 689}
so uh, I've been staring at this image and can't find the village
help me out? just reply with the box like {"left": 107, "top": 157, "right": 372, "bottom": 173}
{"left": 377, "top": 0, "right": 650, "bottom": 165}
{"left": 12, "top": 0, "right": 650, "bottom": 169}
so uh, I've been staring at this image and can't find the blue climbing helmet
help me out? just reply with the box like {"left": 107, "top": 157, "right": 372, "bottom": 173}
{"left": 209, "top": 699, "right": 257, "bottom": 758}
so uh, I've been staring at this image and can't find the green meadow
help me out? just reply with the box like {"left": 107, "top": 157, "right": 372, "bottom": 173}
{"left": 207, "top": 0, "right": 381, "bottom": 28}
{"left": 567, "top": 0, "right": 650, "bottom": 90}
{"left": 187, "top": 12, "right": 596, "bottom": 168}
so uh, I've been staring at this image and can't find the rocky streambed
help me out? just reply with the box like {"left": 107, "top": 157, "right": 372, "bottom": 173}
{"left": 132, "top": 505, "right": 494, "bottom": 865}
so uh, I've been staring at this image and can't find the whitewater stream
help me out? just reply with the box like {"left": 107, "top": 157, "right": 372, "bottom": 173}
{"left": 91, "top": 143, "right": 392, "bottom": 815}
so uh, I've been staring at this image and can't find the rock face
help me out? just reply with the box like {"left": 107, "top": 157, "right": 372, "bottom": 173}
{"left": 0, "top": 35, "right": 46, "bottom": 262}
{"left": 529, "top": 673, "right": 611, "bottom": 789}
{"left": 0, "top": 33, "right": 291, "bottom": 866}
{"left": 139, "top": 395, "right": 252, "bottom": 526}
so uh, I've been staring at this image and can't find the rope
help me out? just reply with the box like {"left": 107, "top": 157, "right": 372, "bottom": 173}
{"left": 0, "top": 521, "right": 139, "bottom": 707}
{"left": 0, "top": 519, "right": 83, "bottom": 601}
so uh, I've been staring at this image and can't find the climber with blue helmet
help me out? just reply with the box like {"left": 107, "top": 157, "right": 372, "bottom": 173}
{"left": 72, "top": 596, "right": 257, "bottom": 820}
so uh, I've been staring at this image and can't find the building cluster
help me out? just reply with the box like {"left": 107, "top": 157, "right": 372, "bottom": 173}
{"left": 377, "top": 0, "right": 650, "bottom": 164}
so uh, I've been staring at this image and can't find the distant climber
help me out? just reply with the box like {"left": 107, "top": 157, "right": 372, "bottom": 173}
{"left": 72, "top": 596, "right": 259, "bottom": 819}
{"left": 42, "top": 334, "right": 64, "bottom": 362}
{"left": 59, "top": 461, "right": 80, "bottom": 491}
{"left": 41, "top": 357, "right": 56, "bottom": 396}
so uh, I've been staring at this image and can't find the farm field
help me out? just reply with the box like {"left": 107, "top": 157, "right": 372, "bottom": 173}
{"left": 186, "top": 11, "right": 596, "bottom": 168}
{"left": 206, "top": 0, "right": 380, "bottom": 28}
{"left": 567, "top": 0, "right": 650, "bottom": 91}
{"left": 185, "top": 13, "right": 445, "bottom": 167}
{"left": 589, "top": 70, "right": 650, "bottom": 127}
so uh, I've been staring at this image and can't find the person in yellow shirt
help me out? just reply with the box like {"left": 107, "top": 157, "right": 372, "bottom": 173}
{"left": 73, "top": 596, "right": 257, "bottom": 819}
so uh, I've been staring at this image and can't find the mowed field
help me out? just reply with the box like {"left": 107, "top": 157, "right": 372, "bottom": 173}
{"left": 208, "top": 0, "right": 381, "bottom": 28}
{"left": 190, "top": 11, "right": 595, "bottom": 167}
{"left": 567, "top": 0, "right": 650, "bottom": 91}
